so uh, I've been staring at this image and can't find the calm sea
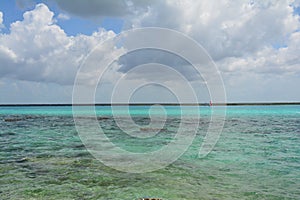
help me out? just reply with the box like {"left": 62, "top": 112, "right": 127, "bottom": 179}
{"left": 0, "top": 105, "right": 299, "bottom": 199}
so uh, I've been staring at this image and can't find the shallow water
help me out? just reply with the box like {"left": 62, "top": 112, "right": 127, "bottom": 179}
{"left": 0, "top": 105, "right": 299, "bottom": 199}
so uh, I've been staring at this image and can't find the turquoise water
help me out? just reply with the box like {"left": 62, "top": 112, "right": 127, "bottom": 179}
{"left": 0, "top": 105, "right": 299, "bottom": 199}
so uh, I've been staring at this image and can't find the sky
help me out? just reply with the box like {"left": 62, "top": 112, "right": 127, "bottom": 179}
{"left": 0, "top": 0, "right": 300, "bottom": 103}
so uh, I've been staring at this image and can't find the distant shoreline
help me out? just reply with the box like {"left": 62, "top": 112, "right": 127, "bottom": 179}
{"left": 0, "top": 102, "right": 300, "bottom": 106}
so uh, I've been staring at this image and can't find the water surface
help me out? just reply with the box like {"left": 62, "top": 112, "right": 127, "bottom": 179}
{"left": 0, "top": 105, "right": 299, "bottom": 199}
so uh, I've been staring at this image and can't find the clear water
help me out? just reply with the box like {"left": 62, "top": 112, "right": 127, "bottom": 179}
{"left": 0, "top": 106, "right": 299, "bottom": 199}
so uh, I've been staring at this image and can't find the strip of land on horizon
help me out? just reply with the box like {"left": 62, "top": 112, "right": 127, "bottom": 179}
{"left": 1, "top": 102, "right": 300, "bottom": 106}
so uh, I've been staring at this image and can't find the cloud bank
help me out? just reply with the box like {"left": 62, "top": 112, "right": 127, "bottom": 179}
{"left": 0, "top": 1, "right": 300, "bottom": 102}
{"left": 51, "top": 0, "right": 300, "bottom": 77}
{"left": 129, "top": 0, "right": 300, "bottom": 70}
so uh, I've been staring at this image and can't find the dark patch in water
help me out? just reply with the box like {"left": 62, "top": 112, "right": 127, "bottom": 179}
{"left": 26, "top": 172, "right": 37, "bottom": 178}
{"left": 73, "top": 144, "right": 86, "bottom": 149}
{"left": 4, "top": 118, "right": 22, "bottom": 122}
{"left": 74, "top": 152, "right": 91, "bottom": 157}
{"left": 15, "top": 157, "right": 29, "bottom": 163}
{"left": 97, "top": 116, "right": 111, "bottom": 120}
{"left": 0, "top": 132, "right": 16, "bottom": 137}
{"left": 3, "top": 115, "right": 40, "bottom": 122}
{"left": 140, "top": 127, "right": 168, "bottom": 132}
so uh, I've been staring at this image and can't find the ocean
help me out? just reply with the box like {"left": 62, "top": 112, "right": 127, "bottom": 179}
{"left": 0, "top": 105, "right": 299, "bottom": 199}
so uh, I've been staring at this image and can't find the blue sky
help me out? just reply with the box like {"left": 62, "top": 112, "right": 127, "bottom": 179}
{"left": 0, "top": 0, "right": 300, "bottom": 103}
{"left": 0, "top": 0, "right": 124, "bottom": 35}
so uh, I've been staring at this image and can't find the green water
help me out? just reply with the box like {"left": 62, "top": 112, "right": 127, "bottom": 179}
{"left": 0, "top": 106, "right": 299, "bottom": 199}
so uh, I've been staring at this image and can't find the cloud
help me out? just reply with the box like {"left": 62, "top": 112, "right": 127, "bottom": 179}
{"left": 53, "top": 0, "right": 155, "bottom": 17}
{"left": 57, "top": 13, "right": 70, "bottom": 21}
{"left": 119, "top": 0, "right": 300, "bottom": 88}
{"left": 1, "top": 1, "right": 300, "bottom": 84}
{"left": 1, "top": 1, "right": 300, "bottom": 103}
{"left": 0, "top": 11, "right": 4, "bottom": 29}
{"left": 117, "top": 49, "right": 202, "bottom": 82}
{"left": 218, "top": 31, "right": 300, "bottom": 76}
{"left": 0, "top": 11, "right": 2, "bottom": 23}
{"left": 16, "top": 0, "right": 35, "bottom": 10}
{"left": 129, "top": 0, "right": 299, "bottom": 61}
{"left": 0, "top": 3, "right": 120, "bottom": 85}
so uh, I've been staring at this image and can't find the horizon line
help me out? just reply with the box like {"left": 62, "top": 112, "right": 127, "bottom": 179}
{"left": 0, "top": 102, "right": 300, "bottom": 106}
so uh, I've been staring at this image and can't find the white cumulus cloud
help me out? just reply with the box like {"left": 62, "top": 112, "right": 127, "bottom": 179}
{"left": 129, "top": 0, "right": 299, "bottom": 61}
{"left": 0, "top": 3, "right": 122, "bottom": 85}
